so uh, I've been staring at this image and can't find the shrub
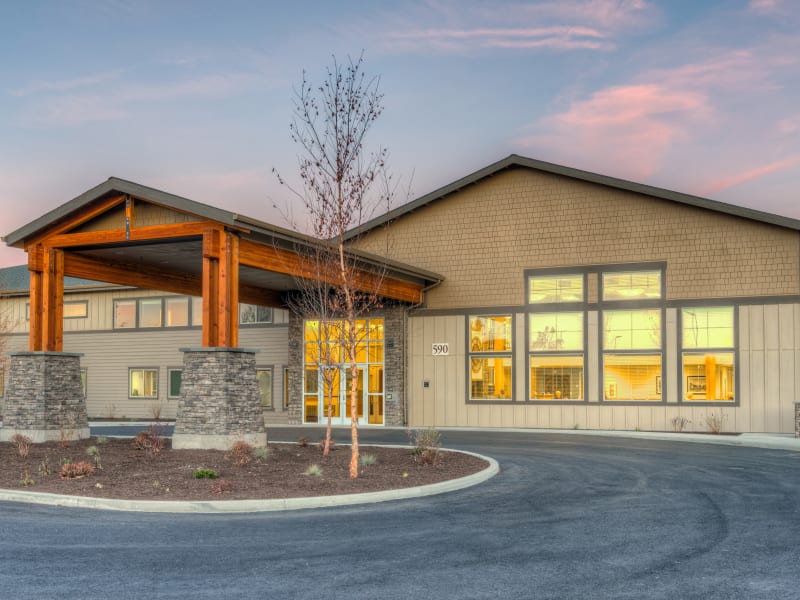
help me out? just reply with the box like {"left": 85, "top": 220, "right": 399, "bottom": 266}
{"left": 209, "top": 479, "right": 234, "bottom": 494}
{"left": 228, "top": 440, "right": 254, "bottom": 466}
{"left": 19, "top": 469, "right": 34, "bottom": 487}
{"left": 297, "top": 436, "right": 310, "bottom": 448}
{"left": 193, "top": 468, "right": 218, "bottom": 479}
{"left": 59, "top": 461, "right": 96, "bottom": 480}
{"left": 705, "top": 411, "right": 728, "bottom": 435}
{"left": 38, "top": 457, "right": 52, "bottom": 477}
{"left": 407, "top": 427, "right": 442, "bottom": 465}
{"left": 360, "top": 453, "right": 377, "bottom": 466}
{"left": 671, "top": 416, "right": 691, "bottom": 433}
{"left": 86, "top": 446, "right": 102, "bottom": 469}
{"left": 318, "top": 438, "right": 337, "bottom": 452}
{"left": 11, "top": 433, "right": 32, "bottom": 458}
{"left": 133, "top": 425, "right": 165, "bottom": 456}
{"left": 254, "top": 447, "right": 270, "bottom": 461}
{"left": 304, "top": 464, "right": 322, "bottom": 477}
{"left": 95, "top": 436, "right": 109, "bottom": 445}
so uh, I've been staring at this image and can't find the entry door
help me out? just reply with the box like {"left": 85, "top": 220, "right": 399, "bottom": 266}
{"left": 316, "top": 367, "right": 364, "bottom": 425}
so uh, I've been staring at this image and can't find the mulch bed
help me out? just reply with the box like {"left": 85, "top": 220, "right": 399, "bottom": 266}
{"left": 1, "top": 434, "right": 488, "bottom": 501}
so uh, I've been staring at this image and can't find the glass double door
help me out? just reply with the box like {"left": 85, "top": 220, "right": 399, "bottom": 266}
{"left": 305, "top": 366, "right": 384, "bottom": 425}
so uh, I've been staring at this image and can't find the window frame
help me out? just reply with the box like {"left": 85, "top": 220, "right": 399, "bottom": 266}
{"left": 466, "top": 313, "right": 515, "bottom": 403}
{"left": 528, "top": 311, "right": 587, "bottom": 402}
{"left": 167, "top": 368, "right": 183, "bottom": 399}
{"left": 26, "top": 300, "right": 88, "bottom": 321}
{"left": 240, "top": 303, "right": 273, "bottom": 325}
{"left": 257, "top": 366, "right": 274, "bottom": 409}
{"left": 678, "top": 305, "right": 738, "bottom": 405}
{"left": 128, "top": 367, "right": 159, "bottom": 399}
{"left": 599, "top": 264, "right": 666, "bottom": 404}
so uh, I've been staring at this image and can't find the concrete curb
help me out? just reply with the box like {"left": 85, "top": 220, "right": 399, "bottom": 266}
{"left": 0, "top": 447, "right": 499, "bottom": 514}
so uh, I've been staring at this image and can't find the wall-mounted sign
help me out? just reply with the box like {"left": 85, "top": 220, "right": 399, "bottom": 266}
{"left": 432, "top": 343, "right": 449, "bottom": 356}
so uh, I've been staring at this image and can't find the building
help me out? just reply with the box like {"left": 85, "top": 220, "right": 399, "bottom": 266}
{"left": 2, "top": 155, "right": 800, "bottom": 435}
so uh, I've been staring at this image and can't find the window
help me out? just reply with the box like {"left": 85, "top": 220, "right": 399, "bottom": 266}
{"left": 529, "top": 312, "right": 584, "bottom": 400}
{"left": 240, "top": 303, "right": 272, "bottom": 324}
{"left": 0, "top": 368, "right": 4, "bottom": 397}
{"left": 191, "top": 297, "right": 203, "bottom": 326}
{"left": 64, "top": 301, "right": 88, "bottom": 319}
{"left": 139, "top": 298, "right": 162, "bottom": 328}
{"left": 602, "top": 270, "right": 661, "bottom": 301}
{"left": 603, "top": 309, "right": 662, "bottom": 401}
{"left": 469, "top": 315, "right": 513, "bottom": 400}
{"left": 80, "top": 368, "right": 87, "bottom": 398}
{"left": 682, "top": 307, "right": 735, "bottom": 401}
{"left": 129, "top": 368, "right": 158, "bottom": 398}
{"left": 114, "top": 300, "right": 136, "bottom": 328}
{"left": 168, "top": 369, "right": 183, "bottom": 398}
{"left": 284, "top": 368, "right": 289, "bottom": 409}
{"left": 165, "top": 297, "right": 189, "bottom": 327}
{"left": 257, "top": 368, "right": 273, "bottom": 408}
{"left": 529, "top": 274, "right": 584, "bottom": 304}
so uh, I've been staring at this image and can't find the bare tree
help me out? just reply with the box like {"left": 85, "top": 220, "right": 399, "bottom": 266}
{"left": 278, "top": 53, "right": 392, "bottom": 478}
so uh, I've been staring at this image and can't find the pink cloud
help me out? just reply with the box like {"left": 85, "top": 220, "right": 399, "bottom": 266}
{"left": 515, "top": 84, "right": 709, "bottom": 178}
{"left": 748, "top": 0, "right": 783, "bottom": 14}
{"left": 699, "top": 156, "right": 800, "bottom": 196}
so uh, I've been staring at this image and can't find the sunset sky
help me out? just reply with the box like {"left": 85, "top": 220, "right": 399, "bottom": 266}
{"left": 1, "top": 0, "right": 798, "bottom": 267}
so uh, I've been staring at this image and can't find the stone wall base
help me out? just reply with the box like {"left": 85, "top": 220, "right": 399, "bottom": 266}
{"left": 174, "top": 348, "right": 266, "bottom": 449}
{"left": 172, "top": 432, "right": 268, "bottom": 450}
{"left": 2, "top": 352, "right": 89, "bottom": 443}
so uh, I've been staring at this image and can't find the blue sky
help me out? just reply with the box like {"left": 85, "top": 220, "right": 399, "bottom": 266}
{"left": 1, "top": 0, "right": 798, "bottom": 267}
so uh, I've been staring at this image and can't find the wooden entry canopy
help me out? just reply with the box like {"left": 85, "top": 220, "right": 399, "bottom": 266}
{"left": 3, "top": 178, "right": 442, "bottom": 352}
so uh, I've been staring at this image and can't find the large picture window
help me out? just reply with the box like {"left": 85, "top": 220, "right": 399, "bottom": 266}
{"left": 603, "top": 309, "right": 662, "bottom": 401}
{"left": 682, "top": 307, "right": 735, "bottom": 402}
{"left": 469, "top": 315, "right": 513, "bottom": 400}
{"left": 529, "top": 312, "right": 583, "bottom": 400}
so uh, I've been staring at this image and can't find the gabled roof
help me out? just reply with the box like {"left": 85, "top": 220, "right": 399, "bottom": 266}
{"left": 345, "top": 154, "right": 800, "bottom": 239}
{"left": 0, "top": 264, "right": 117, "bottom": 297}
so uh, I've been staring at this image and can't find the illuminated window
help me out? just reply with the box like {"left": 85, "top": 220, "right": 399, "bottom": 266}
{"left": 529, "top": 274, "right": 584, "bottom": 304}
{"left": 191, "top": 297, "right": 203, "bottom": 326}
{"left": 682, "top": 307, "right": 735, "bottom": 402}
{"left": 529, "top": 312, "right": 583, "bottom": 400}
{"left": 64, "top": 301, "right": 88, "bottom": 318}
{"left": 114, "top": 300, "right": 136, "bottom": 329}
{"left": 138, "top": 298, "right": 162, "bottom": 328}
{"left": 602, "top": 270, "right": 662, "bottom": 301}
{"left": 129, "top": 368, "right": 158, "bottom": 398}
{"left": 603, "top": 310, "right": 662, "bottom": 401}
{"left": 469, "top": 315, "right": 513, "bottom": 400}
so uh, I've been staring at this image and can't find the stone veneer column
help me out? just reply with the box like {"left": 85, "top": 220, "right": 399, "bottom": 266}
{"left": 1, "top": 352, "right": 89, "bottom": 443}
{"left": 172, "top": 348, "right": 267, "bottom": 450}
{"left": 287, "top": 312, "right": 304, "bottom": 424}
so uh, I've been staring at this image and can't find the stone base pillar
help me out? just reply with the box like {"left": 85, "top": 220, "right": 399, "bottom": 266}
{"left": 172, "top": 348, "right": 267, "bottom": 450}
{"left": 0, "top": 352, "right": 90, "bottom": 443}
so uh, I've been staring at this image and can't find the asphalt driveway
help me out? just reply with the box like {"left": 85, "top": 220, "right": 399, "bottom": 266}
{"left": 0, "top": 428, "right": 797, "bottom": 599}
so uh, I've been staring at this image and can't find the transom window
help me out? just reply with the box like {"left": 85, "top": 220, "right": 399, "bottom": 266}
{"left": 682, "top": 307, "right": 735, "bottom": 402}
{"left": 529, "top": 274, "right": 584, "bottom": 304}
{"left": 602, "top": 270, "right": 661, "bottom": 301}
{"left": 469, "top": 315, "right": 513, "bottom": 400}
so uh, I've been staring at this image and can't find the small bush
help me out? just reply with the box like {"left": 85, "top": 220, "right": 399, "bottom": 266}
{"left": 297, "top": 436, "right": 310, "bottom": 448}
{"left": 671, "top": 416, "right": 691, "bottom": 433}
{"left": 254, "top": 447, "right": 270, "bottom": 461}
{"left": 59, "top": 461, "right": 96, "bottom": 480}
{"left": 133, "top": 425, "right": 165, "bottom": 456}
{"left": 86, "top": 446, "right": 102, "bottom": 469}
{"left": 228, "top": 440, "right": 254, "bottom": 466}
{"left": 304, "top": 464, "right": 322, "bottom": 477}
{"left": 360, "top": 453, "right": 377, "bottom": 466}
{"left": 318, "top": 438, "right": 337, "bottom": 452}
{"left": 11, "top": 434, "right": 32, "bottom": 458}
{"left": 705, "top": 411, "right": 728, "bottom": 435}
{"left": 407, "top": 427, "right": 442, "bottom": 465}
{"left": 209, "top": 479, "right": 234, "bottom": 494}
{"left": 19, "top": 469, "right": 35, "bottom": 487}
{"left": 95, "top": 436, "right": 109, "bottom": 445}
{"left": 38, "top": 457, "right": 52, "bottom": 477}
{"left": 193, "top": 468, "right": 218, "bottom": 479}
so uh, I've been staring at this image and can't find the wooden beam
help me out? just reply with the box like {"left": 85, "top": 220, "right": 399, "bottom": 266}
{"left": 202, "top": 253, "right": 218, "bottom": 347}
{"left": 25, "top": 194, "right": 127, "bottom": 249}
{"left": 238, "top": 239, "right": 424, "bottom": 304}
{"left": 217, "top": 232, "right": 239, "bottom": 348}
{"left": 45, "top": 221, "right": 217, "bottom": 248}
{"left": 41, "top": 247, "right": 64, "bottom": 351}
{"left": 28, "top": 263, "right": 43, "bottom": 352}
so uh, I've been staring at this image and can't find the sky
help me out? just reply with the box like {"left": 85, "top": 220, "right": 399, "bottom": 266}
{"left": 0, "top": 0, "right": 798, "bottom": 267}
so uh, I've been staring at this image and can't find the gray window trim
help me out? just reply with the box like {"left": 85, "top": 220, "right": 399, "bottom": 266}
{"left": 167, "top": 367, "right": 183, "bottom": 399}
{"left": 526, "top": 311, "right": 589, "bottom": 404}
{"left": 257, "top": 365, "right": 275, "bottom": 410}
{"left": 465, "top": 313, "right": 516, "bottom": 403}
{"left": 128, "top": 367, "right": 159, "bottom": 399}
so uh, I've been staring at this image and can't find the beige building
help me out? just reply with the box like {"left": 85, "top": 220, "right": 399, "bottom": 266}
{"left": 2, "top": 154, "right": 800, "bottom": 433}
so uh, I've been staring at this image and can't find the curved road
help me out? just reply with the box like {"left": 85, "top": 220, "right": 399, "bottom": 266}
{"left": 0, "top": 428, "right": 798, "bottom": 599}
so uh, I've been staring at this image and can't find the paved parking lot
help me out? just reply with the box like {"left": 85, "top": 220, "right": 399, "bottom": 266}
{"left": 0, "top": 428, "right": 797, "bottom": 599}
